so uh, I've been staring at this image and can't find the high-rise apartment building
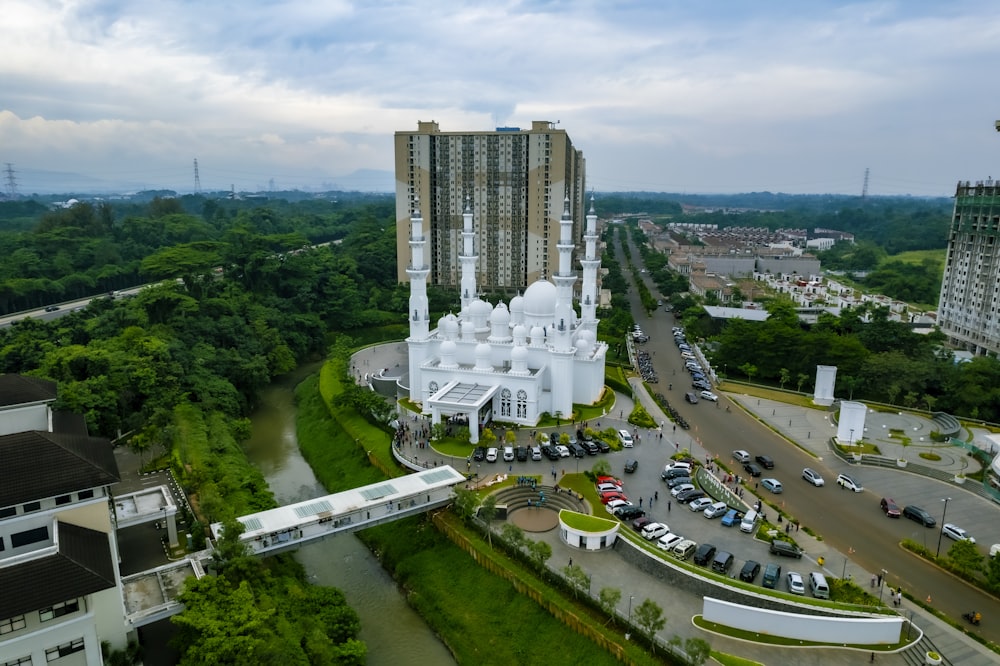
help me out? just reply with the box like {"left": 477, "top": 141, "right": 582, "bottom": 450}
{"left": 395, "top": 121, "right": 586, "bottom": 293}
{"left": 937, "top": 179, "right": 1000, "bottom": 356}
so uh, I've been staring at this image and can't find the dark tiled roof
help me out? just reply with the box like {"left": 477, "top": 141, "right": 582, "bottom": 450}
{"left": 0, "top": 431, "right": 120, "bottom": 507}
{"left": 0, "top": 521, "right": 118, "bottom": 619}
{"left": 0, "top": 375, "right": 57, "bottom": 407}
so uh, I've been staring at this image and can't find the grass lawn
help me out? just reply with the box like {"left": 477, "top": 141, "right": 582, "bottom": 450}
{"left": 890, "top": 249, "right": 946, "bottom": 266}
{"left": 694, "top": 617, "right": 909, "bottom": 651}
{"left": 719, "top": 381, "right": 819, "bottom": 409}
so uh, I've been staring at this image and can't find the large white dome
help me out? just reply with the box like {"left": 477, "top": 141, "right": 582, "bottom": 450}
{"left": 522, "top": 280, "right": 557, "bottom": 318}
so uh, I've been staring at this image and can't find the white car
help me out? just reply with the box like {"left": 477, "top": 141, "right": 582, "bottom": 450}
{"left": 670, "top": 483, "right": 695, "bottom": 498}
{"left": 787, "top": 572, "right": 805, "bottom": 595}
{"left": 664, "top": 461, "right": 693, "bottom": 474}
{"left": 732, "top": 450, "right": 751, "bottom": 464}
{"left": 761, "top": 478, "right": 783, "bottom": 494}
{"left": 802, "top": 468, "right": 825, "bottom": 487}
{"left": 618, "top": 429, "right": 634, "bottom": 448}
{"left": 656, "top": 533, "right": 684, "bottom": 551}
{"left": 689, "top": 497, "right": 715, "bottom": 512}
{"left": 605, "top": 499, "right": 631, "bottom": 514}
{"left": 704, "top": 501, "right": 729, "bottom": 518}
{"left": 486, "top": 447, "right": 498, "bottom": 462}
{"left": 502, "top": 446, "right": 514, "bottom": 462}
{"left": 596, "top": 482, "right": 623, "bottom": 493}
{"left": 942, "top": 523, "right": 976, "bottom": 543}
{"left": 699, "top": 390, "right": 718, "bottom": 402}
{"left": 641, "top": 522, "right": 669, "bottom": 540}
{"left": 836, "top": 473, "right": 863, "bottom": 492}
{"left": 555, "top": 445, "right": 571, "bottom": 458}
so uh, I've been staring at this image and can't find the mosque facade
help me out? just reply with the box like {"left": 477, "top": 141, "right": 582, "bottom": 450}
{"left": 405, "top": 197, "right": 607, "bottom": 443}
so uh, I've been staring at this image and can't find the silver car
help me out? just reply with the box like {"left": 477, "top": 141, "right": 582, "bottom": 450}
{"left": 802, "top": 468, "right": 824, "bottom": 487}
{"left": 942, "top": 523, "right": 976, "bottom": 543}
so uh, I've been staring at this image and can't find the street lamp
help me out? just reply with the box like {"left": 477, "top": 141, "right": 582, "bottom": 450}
{"left": 936, "top": 498, "right": 951, "bottom": 557}
{"left": 627, "top": 594, "right": 635, "bottom": 638}
{"left": 878, "top": 568, "right": 888, "bottom": 604}
{"left": 849, "top": 428, "right": 855, "bottom": 448}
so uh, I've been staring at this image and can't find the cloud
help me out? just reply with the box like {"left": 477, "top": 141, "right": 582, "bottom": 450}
{"left": 2, "top": 0, "right": 999, "bottom": 194}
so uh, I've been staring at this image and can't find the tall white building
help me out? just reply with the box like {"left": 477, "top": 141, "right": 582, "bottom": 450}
{"left": 937, "top": 180, "right": 1000, "bottom": 356}
{"left": 405, "top": 197, "right": 607, "bottom": 443}
{"left": 0, "top": 376, "right": 128, "bottom": 666}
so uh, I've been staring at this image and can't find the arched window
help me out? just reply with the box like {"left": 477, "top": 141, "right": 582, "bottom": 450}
{"left": 516, "top": 389, "right": 528, "bottom": 419}
{"left": 500, "top": 388, "right": 511, "bottom": 417}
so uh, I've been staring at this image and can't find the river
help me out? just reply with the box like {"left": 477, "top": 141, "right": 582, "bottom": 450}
{"left": 243, "top": 364, "right": 455, "bottom": 665}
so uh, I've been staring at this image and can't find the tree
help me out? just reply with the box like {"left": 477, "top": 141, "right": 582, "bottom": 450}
{"left": 633, "top": 598, "right": 666, "bottom": 653}
{"left": 562, "top": 563, "right": 590, "bottom": 598}
{"left": 430, "top": 422, "right": 447, "bottom": 441}
{"left": 479, "top": 429, "right": 497, "bottom": 447}
{"left": 779, "top": 368, "right": 791, "bottom": 391}
{"left": 479, "top": 494, "right": 497, "bottom": 548}
{"left": 598, "top": 587, "right": 621, "bottom": 626}
{"left": 739, "top": 363, "right": 757, "bottom": 383}
{"left": 684, "top": 637, "right": 711, "bottom": 665}
{"left": 796, "top": 373, "right": 809, "bottom": 393}
{"left": 947, "top": 539, "right": 983, "bottom": 575}
{"left": 500, "top": 523, "right": 526, "bottom": 551}
{"left": 591, "top": 459, "right": 612, "bottom": 477}
{"left": 451, "top": 487, "right": 480, "bottom": 523}
{"left": 527, "top": 539, "right": 552, "bottom": 570}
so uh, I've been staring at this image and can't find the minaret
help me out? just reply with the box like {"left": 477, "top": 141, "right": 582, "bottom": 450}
{"left": 406, "top": 199, "right": 432, "bottom": 401}
{"left": 459, "top": 199, "right": 478, "bottom": 313}
{"left": 407, "top": 199, "right": 431, "bottom": 340}
{"left": 553, "top": 196, "right": 577, "bottom": 313}
{"left": 579, "top": 196, "right": 601, "bottom": 333}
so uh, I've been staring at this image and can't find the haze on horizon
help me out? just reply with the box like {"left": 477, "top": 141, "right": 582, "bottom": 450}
{"left": 2, "top": 1, "right": 998, "bottom": 197}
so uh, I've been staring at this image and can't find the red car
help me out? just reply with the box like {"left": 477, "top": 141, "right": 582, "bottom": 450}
{"left": 600, "top": 491, "right": 629, "bottom": 505}
{"left": 596, "top": 475, "right": 624, "bottom": 488}
{"left": 880, "top": 497, "right": 901, "bottom": 518}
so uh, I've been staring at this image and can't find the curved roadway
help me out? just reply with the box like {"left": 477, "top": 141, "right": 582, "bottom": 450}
{"left": 618, "top": 236, "right": 1000, "bottom": 645}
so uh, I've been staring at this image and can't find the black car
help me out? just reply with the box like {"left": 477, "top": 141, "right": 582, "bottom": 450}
{"left": 739, "top": 560, "right": 761, "bottom": 583}
{"left": 615, "top": 506, "right": 646, "bottom": 520}
{"left": 903, "top": 505, "right": 937, "bottom": 527}
{"left": 44, "top": 305, "right": 60, "bottom": 312}
{"left": 581, "top": 440, "right": 600, "bottom": 455}
{"left": 662, "top": 467, "right": 690, "bottom": 481}
{"left": 693, "top": 543, "right": 716, "bottom": 566}
{"left": 541, "top": 445, "right": 560, "bottom": 461}
{"left": 768, "top": 539, "right": 803, "bottom": 559}
{"left": 743, "top": 462, "right": 762, "bottom": 477}
{"left": 549, "top": 432, "right": 559, "bottom": 444}
{"left": 676, "top": 488, "right": 706, "bottom": 504}
{"left": 472, "top": 446, "right": 487, "bottom": 462}
{"left": 755, "top": 455, "right": 775, "bottom": 469}
{"left": 667, "top": 476, "right": 692, "bottom": 489}
{"left": 515, "top": 446, "right": 528, "bottom": 462}
{"left": 624, "top": 459, "right": 638, "bottom": 474}
{"left": 596, "top": 440, "right": 611, "bottom": 453}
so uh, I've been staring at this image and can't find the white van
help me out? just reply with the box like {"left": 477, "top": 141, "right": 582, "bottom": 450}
{"left": 808, "top": 572, "right": 830, "bottom": 599}
{"left": 739, "top": 509, "right": 759, "bottom": 533}
{"left": 618, "top": 429, "right": 634, "bottom": 448}
{"left": 672, "top": 539, "right": 698, "bottom": 560}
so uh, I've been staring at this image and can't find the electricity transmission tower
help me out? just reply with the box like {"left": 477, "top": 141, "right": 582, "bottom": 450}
{"left": 193, "top": 158, "right": 202, "bottom": 193}
{"left": 861, "top": 167, "right": 869, "bottom": 200}
{"left": 3, "top": 163, "right": 17, "bottom": 199}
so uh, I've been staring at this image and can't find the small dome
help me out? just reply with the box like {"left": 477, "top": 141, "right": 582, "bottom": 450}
{"left": 441, "top": 314, "right": 459, "bottom": 337}
{"left": 577, "top": 329, "right": 596, "bottom": 345}
{"left": 522, "top": 280, "right": 557, "bottom": 317}
{"left": 469, "top": 298, "right": 492, "bottom": 317}
{"left": 575, "top": 338, "right": 590, "bottom": 353}
{"left": 511, "top": 344, "right": 528, "bottom": 362}
{"left": 512, "top": 324, "right": 528, "bottom": 344}
{"left": 490, "top": 301, "right": 510, "bottom": 326}
{"left": 509, "top": 294, "right": 525, "bottom": 313}
{"left": 440, "top": 340, "right": 457, "bottom": 356}
{"left": 476, "top": 342, "right": 491, "bottom": 358}
{"left": 529, "top": 325, "right": 546, "bottom": 345}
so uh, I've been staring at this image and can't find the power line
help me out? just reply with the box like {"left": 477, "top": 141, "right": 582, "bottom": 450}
{"left": 3, "top": 163, "right": 18, "bottom": 199}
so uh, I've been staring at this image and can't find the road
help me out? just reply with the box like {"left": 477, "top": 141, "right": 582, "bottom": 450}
{"left": 617, "top": 236, "right": 1000, "bottom": 644}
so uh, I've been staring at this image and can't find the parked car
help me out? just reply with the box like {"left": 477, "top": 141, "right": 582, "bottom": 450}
{"left": 567, "top": 442, "right": 586, "bottom": 458}
{"left": 689, "top": 497, "right": 715, "bottom": 512}
{"left": 624, "top": 459, "right": 638, "bottom": 474}
{"left": 672, "top": 539, "right": 698, "bottom": 560}
{"left": 502, "top": 446, "right": 515, "bottom": 462}
{"left": 599, "top": 492, "right": 629, "bottom": 505}
{"left": 596, "top": 475, "right": 623, "bottom": 487}
{"left": 555, "top": 445, "right": 571, "bottom": 458}
{"left": 615, "top": 506, "right": 646, "bottom": 520}
{"left": 605, "top": 499, "right": 631, "bottom": 514}
{"left": 664, "top": 461, "right": 693, "bottom": 474}
{"left": 837, "top": 473, "right": 863, "bottom": 492}
{"left": 787, "top": 571, "right": 806, "bottom": 595}
{"left": 472, "top": 446, "right": 487, "bottom": 462}
{"left": 721, "top": 509, "right": 743, "bottom": 527}
{"left": 661, "top": 468, "right": 690, "bottom": 481}
{"left": 711, "top": 550, "right": 734, "bottom": 574}
{"left": 769, "top": 539, "right": 803, "bottom": 559}
{"left": 801, "top": 467, "right": 824, "bottom": 487}
{"left": 732, "top": 449, "right": 751, "bottom": 464}
{"left": 942, "top": 523, "right": 975, "bottom": 543}
{"left": 692, "top": 379, "right": 712, "bottom": 391}
{"left": 666, "top": 476, "right": 692, "bottom": 489}
{"left": 618, "top": 429, "right": 634, "bottom": 448}
{"left": 486, "top": 447, "right": 498, "bottom": 462}
{"left": 641, "top": 522, "right": 669, "bottom": 541}
{"left": 541, "top": 445, "right": 560, "bottom": 461}
{"left": 903, "top": 505, "right": 936, "bottom": 527}
{"left": 761, "top": 478, "right": 783, "bottom": 494}
{"left": 755, "top": 454, "right": 775, "bottom": 469}
{"left": 670, "top": 483, "right": 695, "bottom": 498}
{"left": 595, "top": 440, "right": 611, "bottom": 453}
{"left": 596, "top": 481, "right": 623, "bottom": 493}
{"left": 739, "top": 560, "right": 761, "bottom": 583}
{"left": 743, "top": 462, "right": 762, "bottom": 477}
{"left": 581, "top": 440, "right": 599, "bottom": 455}
{"left": 880, "top": 497, "right": 901, "bottom": 518}
{"left": 657, "top": 533, "right": 684, "bottom": 551}
{"left": 693, "top": 543, "right": 717, "bottom": 566}
{"left": 515, "top": 446, "right": 528, "bottom": 462}
{"left": 631, "top": 516, "right": 652, "bottom": 532}
{"left": 684, "top": 392, "right": 699, "bottom": 404}
{"left": 676, "top": 488, "right": 706, "bottom": 504}
{"left": 699, "top": 390, "right": 718, "bottom": 402}
{"left": 704, "top": 501, "right": 729, "bottom": 519}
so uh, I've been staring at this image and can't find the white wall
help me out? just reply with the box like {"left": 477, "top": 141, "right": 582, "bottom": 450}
{"left": 703, "top": 597, "right": 903, "bottom": 645}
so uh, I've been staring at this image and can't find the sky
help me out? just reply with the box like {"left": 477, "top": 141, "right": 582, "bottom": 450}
{"left": 2, "top": 0, "right": 1000, "bottom": 196}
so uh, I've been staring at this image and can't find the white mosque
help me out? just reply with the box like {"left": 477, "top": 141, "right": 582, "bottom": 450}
{"left": 405, "top": 198, "right": 608, "bottom": 444}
